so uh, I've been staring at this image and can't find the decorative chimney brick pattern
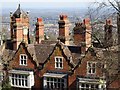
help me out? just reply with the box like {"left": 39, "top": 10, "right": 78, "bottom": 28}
{"left": 10, "top": 4, "right": 30, "bottom": 50}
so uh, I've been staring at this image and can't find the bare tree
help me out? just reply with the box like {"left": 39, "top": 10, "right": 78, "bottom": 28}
{"left": 85, "top": 0, "right": 120, "bottom": 89}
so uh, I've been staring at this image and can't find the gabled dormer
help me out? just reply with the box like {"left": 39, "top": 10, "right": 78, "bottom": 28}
{"left": 9, "top": 42, "right": 36, "bottom": 69}
{"left": 39, "top": 42, "right": 75, "bottom": 89}
{"left": 73, "top": 47, "right": 106, "bottom": 90}
{"left": 9, "top": 42, "right": 36, "bottom": 89}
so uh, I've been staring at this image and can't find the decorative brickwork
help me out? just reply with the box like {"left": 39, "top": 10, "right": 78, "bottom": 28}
{"left": 10, "top": 4, "right": 30, "bottom": 50}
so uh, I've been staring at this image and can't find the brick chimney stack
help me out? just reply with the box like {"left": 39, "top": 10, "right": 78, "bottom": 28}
{"left": 35, "top": 18, "right": 44, "bottom": 44}
{"left": 83, "top": 18, "right": 92, "bottom": 50}
{"left": 15, "top": 18, "right": 23, "bottom": 49}
{"left": 104, "top": 19, "right": 113, "bottom": 47}
{"left": 58, "top": 14, "right": 70, "bottom": 45}
{"left": 10, "top": 4, "right": 30, "bottom": 50}
{"left": 73, "top": 18, "right": 91, "bottom": 53}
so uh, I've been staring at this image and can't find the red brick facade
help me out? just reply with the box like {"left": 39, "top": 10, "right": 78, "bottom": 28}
{"left": 1, "top": 4, "right": 119, "bottom": 90}
{"left": 9, "top": 43, "right": 37, "bottom": 89}
{"left": 8, "top": 42, "right": 106, "bottom": 90}
{"left": 9, "top": 43, "right": 36, "bottom": 69}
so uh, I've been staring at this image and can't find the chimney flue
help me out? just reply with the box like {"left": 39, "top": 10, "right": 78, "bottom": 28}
{"left": 35, "top": 18, "right": 44, "bottom": 44}
{"left": 58, "top": 14, "right": 70, "bottom": 45}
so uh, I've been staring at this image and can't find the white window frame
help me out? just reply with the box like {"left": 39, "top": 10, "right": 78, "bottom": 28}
{"left": 87, "top": 61, "right": 96, "bottom": 74}
{"left": 20, "top": 54, "right": 27, "bottom": 66}
{"left": 79, "top": 83, "right": 99, "bottom": 90}
{"left": 45, "top": 77, "right": 65, "bottom": 89}
{"left": 11, "top": 74, "right": 28, "bottom": 87}
{"left": 9, "top": 70, "right": 34, "bottom": 88}
{"left": 77, "top": 78, "right": 106, "bottom": 90}
{"left": 55, "top": 56, "right": 63, "bottom": 69}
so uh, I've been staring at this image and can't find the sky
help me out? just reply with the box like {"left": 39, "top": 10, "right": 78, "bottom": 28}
{"left": 0, "top": 0, "right": 110, "bottom": 31}
{"left": 1, "top": 0, "right": 102, "bottom": 2}
{"left": 0, "top": 0, "right": 108, "bottom": 9}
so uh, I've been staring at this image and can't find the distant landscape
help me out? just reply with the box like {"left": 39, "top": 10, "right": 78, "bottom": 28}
{"left": 1, "top": 7, "right": 88, "bottom": 40}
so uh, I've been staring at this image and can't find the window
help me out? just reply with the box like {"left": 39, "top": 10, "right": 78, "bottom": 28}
{"left": 55, "top": 56, "right": 63, "bottom": 69}
{"left": 87, "top": 62, "right": 96, "bottom": 74}
{"left": 9, "top": 70, "right": 34, "bottom": 88}
{"left": 77, "top": 78, "right": 106, "bottom": 90}
{"left": 20, "top": 54, "right": 27, "bottom": 66}
{"left": 11, "top": 74, "right": 28, "bottom": 87}
{"left": 45, "top": 77, "right": 65, "bottom": 89}
{"left": 79, "top": 83, "right": 99, "bottom": 90}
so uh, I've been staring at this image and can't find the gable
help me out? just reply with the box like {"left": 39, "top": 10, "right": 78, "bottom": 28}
{"left": 40, "top": 42, "right": 74, "bottom": 75}
{"left": 74, "top": 48, "right": 103, "bottom": 77}
{"left": 9, "top": 42, "right": 37, "bottom": 70}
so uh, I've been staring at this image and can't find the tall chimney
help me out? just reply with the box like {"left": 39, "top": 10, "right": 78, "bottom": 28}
{"left": 35, "top": 18, "right": 44, "bottom": 44}
{"left": 104, "top": 19, "right": 113, "bottom": 47}
{"left": 10, "top": 4, "right": 30, "bottom": 50}
{"left": 15, "top": 18, "right": 23, "bottom": 49}
{"left": 58, "top": 14, "right": 70, "bottom": 45}
{"left": 83, "top": 18, "right": 92, "bottom": 50}
{"left": 73, "top": 18, "right": 92, "bottom": 53}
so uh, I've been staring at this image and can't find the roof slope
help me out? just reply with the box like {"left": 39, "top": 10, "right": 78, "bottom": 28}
{"left": 12, "top": 4, "right": 28, "bottom": 18}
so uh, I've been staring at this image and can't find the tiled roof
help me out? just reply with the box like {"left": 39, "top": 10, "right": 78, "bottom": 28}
{"left": 34, "top": 44, "right": 55, "bottom": 64}
{"left": 0, "top": 41, "right": 84, "bottom": 70}
{"left": 68, "top": 46, "right": 81, "bottom": 65}
{"left": 28, "top": 41, "right": 81, "bottom": 68}
{"left": 41, "top": 40, "right": 57, "bottom": 45}
{"left": 27, "top": 43, "right": 56, "bottom": 66}
{"left": 12, "top": 4, "right": 28, "bottom": 18}
{"left": 0, "top": 49, "right": 15, "bottom": 64}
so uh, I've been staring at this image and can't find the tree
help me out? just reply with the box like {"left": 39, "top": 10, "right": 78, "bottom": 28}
{"left": 85, "top": 0, "right": 120, "bottom": 89}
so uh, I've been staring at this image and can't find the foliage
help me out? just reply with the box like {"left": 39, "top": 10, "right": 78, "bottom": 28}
{"left": 2, "top": 77, "right": 12, "bottom": 90}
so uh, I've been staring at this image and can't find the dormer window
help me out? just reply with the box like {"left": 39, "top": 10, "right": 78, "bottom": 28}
{"left": 55, "top": 56, "right": 63, "bottom": 69}
{"left": 20, "top": 54, "right": 27, "bottom": 66}
{"left": 87, "top": 62, "right": 96, "bottom": 74}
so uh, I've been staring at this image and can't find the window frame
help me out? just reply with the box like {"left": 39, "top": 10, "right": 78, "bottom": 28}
{"left": 77, "top": 77, "right": 106, "bottom": 90}
{"left": 79, "top": 83, "right": 99, "bottom": 90}
{"left": 55, "top": 56, "right": 63, "bottom": 69}
{"left": 9, "top": 70, "right": 34, "bottom": 89}
{"left": 45, "top": 77, "right": 65, "bottom": 89}
{"left": 19, "top": 54, "right": 27, "bottom": 66}
{"left": 87, "top": 61, "right": 96, "bottom": 74}
{"left": 11, "top": 74, "right": 28, "bottom": 88}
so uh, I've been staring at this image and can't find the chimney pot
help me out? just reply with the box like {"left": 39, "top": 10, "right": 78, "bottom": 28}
{"left": 106, "top": 19, "right": 112, "bottom": 25}
{"left": 37, "top": 18, "right": 42, "bottom": 22}
{"left": 83, "top": 18, "right": 90, "bottom": 25}
{"left": 60, "top": 14, "right": 68, "bottom": 20}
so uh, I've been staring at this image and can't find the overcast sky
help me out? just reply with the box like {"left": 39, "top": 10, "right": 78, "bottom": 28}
{"left": 1, "top": 0, "right": 103, "bottom": 2}
{"left": 0, "top": 0, "right": 109, "bottom": 9}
